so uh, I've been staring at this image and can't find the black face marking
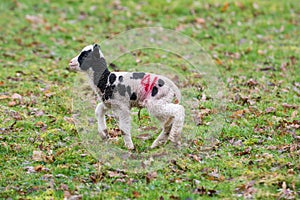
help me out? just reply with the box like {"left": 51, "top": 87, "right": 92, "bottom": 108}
{"left": 117, "top": 84, "right": 126, "bottom": 96}
{"left": 109, "top": 73, "right": 117, "bottom": 84}
{"left": 151, "top": 86, "right": 158, "bottom": 97}
{"left": 118, "top": 76, "right": 123, "bottom": 82}
{"left": 131, "top": 72, "right": 145, "bottom": 79}
{"left": 130, "top": 92, "right": 137, "bottom": 100}
{"left": 126, "top": 86, "right": 131, "bottom": 96}
{"left": 92, "top": 57, "right": 107, "bottom": 72}
{"left": 158, "top": 79, "right": 165, "bottom": 87}
{"left": 96, "top": 69, "right": 111, "bottom": 93}
{"left": 78, "top": 50, "right": 92, "bottom": 70}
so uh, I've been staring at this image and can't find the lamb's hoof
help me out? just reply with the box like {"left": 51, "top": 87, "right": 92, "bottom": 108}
{"left": 150, "top": 143, "right": 157, "bottom": 149}
{"left": 99, "top": 129, "right": 108, "bottom": 140}
{"left": 151, "top": 136, "right": 168, "bottom": 149}
{"left": 126, "top": 144, "right": 135, "bottom": 150}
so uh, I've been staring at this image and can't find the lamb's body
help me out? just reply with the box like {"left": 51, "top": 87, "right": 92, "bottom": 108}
{"left": 70, "top": 44, "right": 185, "bottom": 149}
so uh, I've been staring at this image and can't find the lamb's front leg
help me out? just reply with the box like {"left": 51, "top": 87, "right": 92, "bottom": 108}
{"left": 95, "top": 103, "right": 108, "bottom": 139}
{"left": 113, "top": 106, "right": 134, "bottom": 150}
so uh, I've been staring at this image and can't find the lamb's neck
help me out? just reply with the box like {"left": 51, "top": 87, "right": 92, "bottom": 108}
{"left": 86, "top": 67, "right": 111, "bottom": 95}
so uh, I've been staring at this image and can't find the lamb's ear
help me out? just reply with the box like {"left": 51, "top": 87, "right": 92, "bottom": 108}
{"left": 92, "top": 45, "right": 101, "bottom": 58}
{"left": 93, "top": 44, "right": 100, "bottom": 50}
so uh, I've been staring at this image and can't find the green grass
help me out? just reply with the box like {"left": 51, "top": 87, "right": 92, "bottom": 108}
{"left": 1, "top": 0, "right": 300, "bottom": 199}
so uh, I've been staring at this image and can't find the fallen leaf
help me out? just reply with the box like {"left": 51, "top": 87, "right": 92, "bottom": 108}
{"left": 11, "top": 93, "right": 22, "bottom": 100}
{"left": 0, "top": 95, "right": 9, "bottom": 100}
{"left": 234, "top": 147, "right": 252, "bottom": 156}
{"left": 64, "top": 191, "right": 72, "bottom": 199}
{"left": 34, "top": 165, "right": 43, "bottom": 172}
{"left": 132, "top": 191, "right": 140, "bottom": 198}
{"left": 25, "top": 14, "right": 45, "bottom": 25}
{"left": 136, "top": 133, "right": 152, "bottom": 140}
{"left": 107, "top": 170, "right": 127, "bottom": 178}
{"left": 8, "top": 101, "right": 17, "bottom": 107}
{"left": 235, "top": 181, "right": 256, "bottom": 198}
{"left": 195, "top": 18, "right": 206, "bottom": 25}
{"left": 291, "top": 110, "right": 298, "bottom": 118}
{"left": 221, "top": 2, "right": 229, "bottom": 12}
{"left": 230, "top": 109, "right": 246, "bottom": 119}
{"left": 193, "top": 186, "right": 217, "bottom": 196}
{"left": 33, "top": 110, "right": 45, "bottom": 117}
{"left": 282, "top": 103, "right": 298, "bottom": 110}
{"left": 246, "top": 78, "right": 258, "bottom": 87}
{"left": 32, "top": 150, "right": 44, "bottom": 161}
{"left": 290, "top": 56, "right": 297, "bottom": 65}
{"left": 265, "top": 107, "right": 276, "bottom": 114}
{"left": 214, "top": 58, "right": 223, "bottom": 65}
{"left": 146, "top": 171, "right": 157, "bottom": 184}
{"left": 35, "top": 121, "right": 47, "bottom": 128}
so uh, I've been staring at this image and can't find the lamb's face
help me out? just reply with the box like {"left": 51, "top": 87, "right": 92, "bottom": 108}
{"left": 69, "top": 44, "right": 105, "bottom": 71}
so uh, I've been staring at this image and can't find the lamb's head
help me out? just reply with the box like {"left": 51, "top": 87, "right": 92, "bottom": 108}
{"left": 69, "top": 44, "right": 107, "bottom": 72}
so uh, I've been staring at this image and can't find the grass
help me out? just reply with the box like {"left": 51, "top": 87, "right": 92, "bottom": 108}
{"left": 0, "top": 0, "right": 299, "bottom": 199}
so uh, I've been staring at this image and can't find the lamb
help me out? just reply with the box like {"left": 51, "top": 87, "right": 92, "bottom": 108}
{"left": 69, "top": 44, "right": 185, "bottom": 149}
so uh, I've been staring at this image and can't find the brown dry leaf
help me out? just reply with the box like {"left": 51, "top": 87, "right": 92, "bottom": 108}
{"left": 221, "top": 2, "right": 229, "bottom": 12}
{"left": 132, "top": 191, "right": 140, "bottom": 198}
{"left": 64, "top": 191, "right": 72, "bottom": 199}
{"left": 34, "top": 165, "right": 43, "bottom": 172}
{"left": 234, "top": 147, "right": 251, "bottom": 156}
{"left": 136, "top": 133, "right": 152, "bottom": 140}
{"left": 146, "top": 171, "right": 158, "bottom": 184}
{"left": 25, "top": 14, "right": 45, "bottom": 25}
{"left": 189, "top": 154, "right": 201, "bottom": 162}
{"left": 35, "top": 110, "right": 45, "bottom": 117}
{"left": 67, "top": 195, "right": 82, "bottom": 200}
{"left": 64, "top": 116, "right": 75, "bottom": 124}
{"left": 290, "top": 56, "right": 297, "bottom": 65}
{"left": 0, "top": 95, "right": 9, "bottom": 100}
{"left": 169, "top": 195, "right": 180, "bottom": 200}
{"left": 59, "top": 183, "right": 69, "bottom": 191}
{"left": 11, "top": 93, "right": 22, "bottom": 100}
{"left": 235, "top": 2, "right": 245, "bottom": 9}
{"left": 44, "top": 90, "right": 55, "bottom": 98}
{"left": 257, "top": 49, "right": 266, "bottom": 55}
{"left": 214, "top": 58, "right": 223, "bottom": 65}
{"left": 44, "top": 155, "right": 55, "bottom": 163}
{"left": 246, "top": 78, "right": 258, "bottom": 87}
{"left": 35, "top": 121, "right": 47, "bottom": 128}
{"left": 107, "top": 170, "right": 127, "bottom": 178}
{"left": 108, "top": 128, "right": 122, "bottom": 137}
{"left": 193, "top": 186, "right": 217, "bottom": 196}
{"left": 195, "top": 18, "right": 206, "bottom": 25}
{"left": 291, "top": 110, "right": 298, "bottom": 118}
{"left": 235, "top": 180, "right": 256, "bottom": 198}
{"left": 265, "top": 107, "right": 276, "bottom": 114}
{"left": 282, "top": 103, "right": 298, "bottom": 110}
{"left": 8, "top": 101, "right": 17, "bottom": 107}
{"left": 0, "top": 81, "right": 4, "bottom": 86}
{"left": 32, "top": 150, "right": 44, "bottom": 161}
{"left": 231, "top": 109, "right": 246, "bottom": 119}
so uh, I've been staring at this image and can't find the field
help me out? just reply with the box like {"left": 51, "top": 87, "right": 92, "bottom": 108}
{"left": 0, "top": 0, "right": 299, "bottom": 199}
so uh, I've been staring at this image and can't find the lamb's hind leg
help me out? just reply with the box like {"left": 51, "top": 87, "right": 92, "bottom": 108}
{"left": 168, "top": 104, "right": 185, "bottom": 145}
{"left": 95, "top": 103, "right": 108, "bottom": 139}
{"left": 150, "top": 118, "right": 172, "bottom": 149}
{"left": 147, "top": 102, "right": 185, "bottom": 148}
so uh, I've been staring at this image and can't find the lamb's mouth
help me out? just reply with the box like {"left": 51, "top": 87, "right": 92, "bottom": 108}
{"left": 69, "top": 64, "right": 79, "bottom": 70}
